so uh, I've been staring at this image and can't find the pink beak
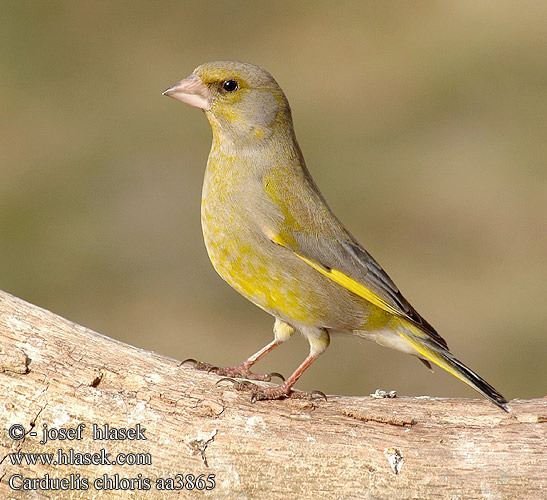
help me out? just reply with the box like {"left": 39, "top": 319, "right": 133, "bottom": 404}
{"left": 162, "top": 74, "right": 213, "bottom": 111}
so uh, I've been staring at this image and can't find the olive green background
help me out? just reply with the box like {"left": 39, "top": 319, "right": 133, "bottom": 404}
{"left": 1, "top": 2, "right": 545, "bottom": 401}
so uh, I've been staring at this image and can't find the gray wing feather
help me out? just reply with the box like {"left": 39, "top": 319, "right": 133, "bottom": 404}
{"left": 289, "top": 231, "right": 449, "bottom": 349}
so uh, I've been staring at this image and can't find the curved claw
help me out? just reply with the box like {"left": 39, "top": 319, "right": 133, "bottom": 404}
{"left": 207, "top": 366, "right": 220, "bottom": 374}
{"left": 310, "top": 390, "right": 328, "bottom": 401}
{"left": 265, "top": 372, "right": 285, "bottom": 382}
{"left": 181, "top": 358, "right": 198, "bottom": 367}
{"left": 215, "top": 377, "right": 237, "bottom": 386}
{"left": 250, "top": 392, "right": 260, "bottom": 404}
{"left": 216, "top": 378, "right": 259, "bottom": 393}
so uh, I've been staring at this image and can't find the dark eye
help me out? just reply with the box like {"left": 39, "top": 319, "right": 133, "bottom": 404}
{"left": 222, "top": 80, "right": 239, "bottom": 92}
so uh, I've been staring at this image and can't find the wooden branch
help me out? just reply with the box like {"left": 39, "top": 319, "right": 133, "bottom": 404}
{"left": 0, "top": 289, "right": 545, "bottom": 499}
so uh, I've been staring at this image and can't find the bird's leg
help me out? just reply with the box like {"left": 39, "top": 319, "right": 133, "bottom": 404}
{"left": 208, "top": 339, "right": 285, "bottom": 381}
{"left": 249, "top": 351, "right": 324, "bottom": 401}
{"left": 182, "top": 340, "right": 283, "bottom": 381}
{"left": 182, "top": 319, "right": 295, "bottom": 382}
{"left": 222, "top": 327, "right": 330, "bottom": 401}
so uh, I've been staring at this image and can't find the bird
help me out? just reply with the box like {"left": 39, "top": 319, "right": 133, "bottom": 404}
{"left": 163, "top": 60, "right": 508, "bottom": 411}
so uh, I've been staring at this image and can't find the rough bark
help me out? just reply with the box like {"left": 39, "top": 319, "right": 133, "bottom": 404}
{"left": 0, "top": 289, "right": 545, "bottom": 499}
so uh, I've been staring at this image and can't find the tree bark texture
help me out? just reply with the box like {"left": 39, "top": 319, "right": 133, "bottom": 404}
{"left": 0, "top": 290, "right": 545, "bottom": 499}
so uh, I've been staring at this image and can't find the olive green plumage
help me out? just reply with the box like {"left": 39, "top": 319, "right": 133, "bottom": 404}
{"left": 163, "top": 61, "right": 508, "bottom": 411}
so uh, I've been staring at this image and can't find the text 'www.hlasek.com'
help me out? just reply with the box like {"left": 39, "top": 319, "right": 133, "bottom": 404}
{"left": 6, "top": 422, "right": 216, "bottom": 492}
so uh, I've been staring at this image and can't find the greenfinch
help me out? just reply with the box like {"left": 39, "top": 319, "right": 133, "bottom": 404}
{"left": 163, "top": 61, "right": 508, "bottom": 411}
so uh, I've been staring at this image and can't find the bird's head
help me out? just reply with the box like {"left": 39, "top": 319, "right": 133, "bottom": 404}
{"left": 163, "top": 61, "right": 294, "bottom": 145}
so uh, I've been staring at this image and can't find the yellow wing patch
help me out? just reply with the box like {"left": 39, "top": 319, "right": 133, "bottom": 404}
{"left": 397, "top": 331, "right": 471, "bottom": 387}
{"left": 269, "top": 230, "right": 401, "bottom": 317}
{"left": 293, "top": 252, "right": 402, "bottom": 316}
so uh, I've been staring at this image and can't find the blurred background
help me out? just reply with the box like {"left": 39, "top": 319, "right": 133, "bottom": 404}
{"left": 1, "top": 1, "right": 545, "bottom": 401}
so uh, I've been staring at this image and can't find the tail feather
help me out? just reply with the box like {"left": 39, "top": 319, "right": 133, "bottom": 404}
{"left": 398, "top": 330, "right": 509, "bottom": 412}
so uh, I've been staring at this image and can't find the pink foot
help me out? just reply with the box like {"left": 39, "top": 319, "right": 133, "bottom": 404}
{"left": 182, "top": 359, "right": 284, "bottom": 382}
{"left": 216, "top": 378, "right": 327, "bottom": 403}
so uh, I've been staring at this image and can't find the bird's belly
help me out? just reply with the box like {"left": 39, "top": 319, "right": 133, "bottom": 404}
{"left": 201, "top": 208, "right": 369, "bottom": 329}
{"left": 202, "top": 227, "right": 311, "bottom": 322}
